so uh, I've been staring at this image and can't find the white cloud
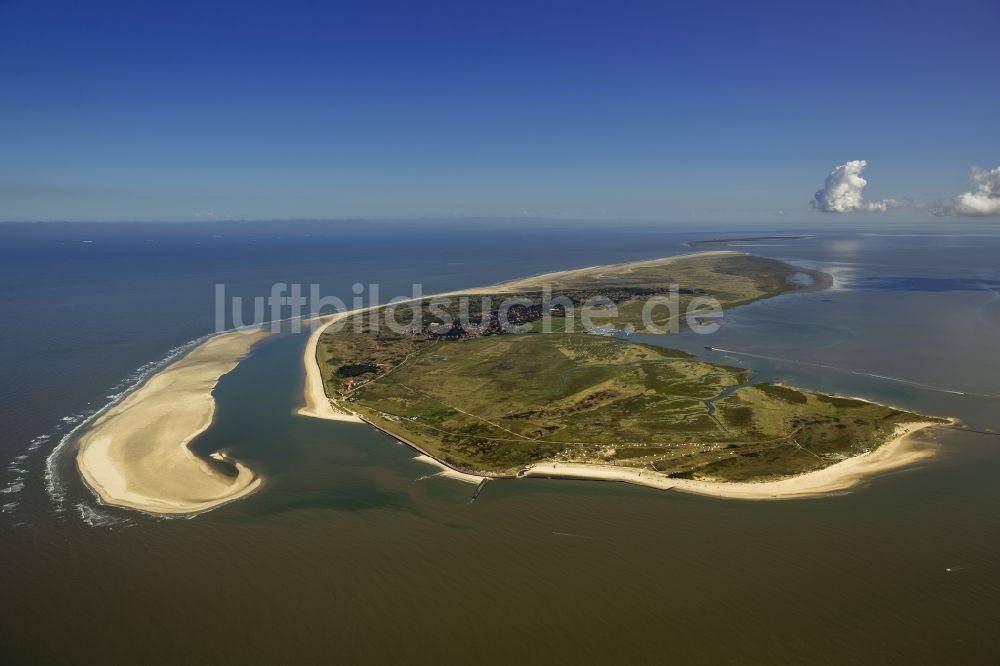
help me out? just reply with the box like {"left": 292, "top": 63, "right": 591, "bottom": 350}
{"left": 937, "top": 166, "right": 1000, "bottom": 217}
{"left": 810, "top": 160, "right": 896, "bottom": 213}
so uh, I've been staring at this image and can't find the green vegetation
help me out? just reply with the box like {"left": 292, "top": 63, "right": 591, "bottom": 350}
{"left": 317, "top": 252, "right": 938, "bottom": 481}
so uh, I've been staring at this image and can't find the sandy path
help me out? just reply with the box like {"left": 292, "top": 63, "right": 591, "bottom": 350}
{"left": 76, "top": 329, "right": 268, "bottom": 515}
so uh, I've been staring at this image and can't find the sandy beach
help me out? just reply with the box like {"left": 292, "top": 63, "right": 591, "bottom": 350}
{"left": 297, "top": 312, "right": 365, "bottom": 422}
{"left": 484, "top": 249, "right": 740, "bottom": 293}
{"left": 522, "top": 421, "right": 943, "bottom": 499}
{"left": 76, "top": 328, "right": 269, "bottom": 515}
{"left": 412, "top": 454, "right": 485, "bottom": 484}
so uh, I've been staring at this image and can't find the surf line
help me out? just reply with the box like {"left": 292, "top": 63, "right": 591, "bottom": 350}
{"left": 705, "top": 347, "right": 999, "bottom": 400}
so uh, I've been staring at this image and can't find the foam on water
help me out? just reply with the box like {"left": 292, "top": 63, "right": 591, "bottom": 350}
{"left": 41, "top": 318, "right": 280, "bottom": 523}
{"left": 43, "top": 332, "right": 217, "bottom": 518}
{"left": 780, "top": 258, "right": 858, "bottom": 292}
{"left": 1, "top": 435, "right": 53, "bottom": 518}
{"left": 74, "top": 501, "right": 133, "bottom": 528}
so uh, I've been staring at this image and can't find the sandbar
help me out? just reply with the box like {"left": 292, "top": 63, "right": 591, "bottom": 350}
{"left": 76, "top": 328, "right": 268, "bottom": 515}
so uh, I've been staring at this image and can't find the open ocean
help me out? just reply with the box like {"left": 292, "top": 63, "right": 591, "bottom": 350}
{"left": 1, "top": 220, "right": 999, "bottom": 664}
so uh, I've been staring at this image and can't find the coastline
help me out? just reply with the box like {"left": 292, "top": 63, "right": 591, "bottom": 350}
{"left": 521, "top": 421, "right": 944, "bottom": 500}
{"left": 481, "top": 249, "right": 741, "bottom": 293}
{"left": 357, "top": 414, "right": 486, "bottom": 484}
{"left": 72, "top": 249, "right": 946, "bottom": 517}
{"left": 298, "top": 250, "right": 746, "bottom": 424}
{"left": 76, "top": 328, "right": 269, "bottom": 515}
{"left": 299, "top": 250, "right": 948, "bottom": 500}
{"left": 297, "top": 311, "right": 365, "bottom": 422}
{"left": 412, "top": 455, "right": 485, "bottom": 484}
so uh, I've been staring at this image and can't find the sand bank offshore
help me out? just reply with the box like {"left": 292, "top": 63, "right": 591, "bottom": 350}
{"left": 76, "top": 329, "right": 268, "bottom": 515}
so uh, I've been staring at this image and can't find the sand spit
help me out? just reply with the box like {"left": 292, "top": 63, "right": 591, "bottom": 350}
{"left": 484, "top": 250, "right": 741, "bottom": 293}
{"left": 76, "top": 329, "right": 269, "bottom": 515}
{"left": 521, "top": 421, "right": 943, "bottom": 500}
{"left": 412, "top": 455, "right": 485, "bottom": 484}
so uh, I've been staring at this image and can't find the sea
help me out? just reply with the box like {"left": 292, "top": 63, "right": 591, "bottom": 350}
{"left": 1, "top": 219, "right": 998, "bottom": 664}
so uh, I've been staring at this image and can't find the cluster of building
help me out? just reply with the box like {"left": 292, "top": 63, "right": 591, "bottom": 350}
{"left": 341, "top": 376, "right": 371, "bottom": 392}
{"left": 426, "top": 304, "right": 548, "bottom": 340}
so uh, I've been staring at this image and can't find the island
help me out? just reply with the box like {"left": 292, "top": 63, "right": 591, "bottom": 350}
{"left": 306, "top": 251, "right": 948, "bottom": 498}
{"left": 685, "top": 235, "right": 812, "bottom": 247}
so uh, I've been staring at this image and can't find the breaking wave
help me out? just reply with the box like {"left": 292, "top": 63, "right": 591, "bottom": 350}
{"left": 0, "top": 435, "right": 51, "bottom": 519}
{"left": 75, "top": 501, "right": 133, "bottom": 528}
{"left": 36, "top": 316, "right": 293, "bottom": 524}
{"left": 43, "top": 332, "right": 218, "bottom": 518}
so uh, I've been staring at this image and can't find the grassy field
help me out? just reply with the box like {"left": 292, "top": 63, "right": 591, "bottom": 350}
{"left": 337, "top": 334, "right": 932, "bottom": 479}
{"left": 317, "top": 252, "right": 938, "bottom": 480}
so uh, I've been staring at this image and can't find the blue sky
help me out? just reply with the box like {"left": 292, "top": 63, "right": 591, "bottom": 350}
{"left": 1, "top": 0, "right": 998, "bottom": 222}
